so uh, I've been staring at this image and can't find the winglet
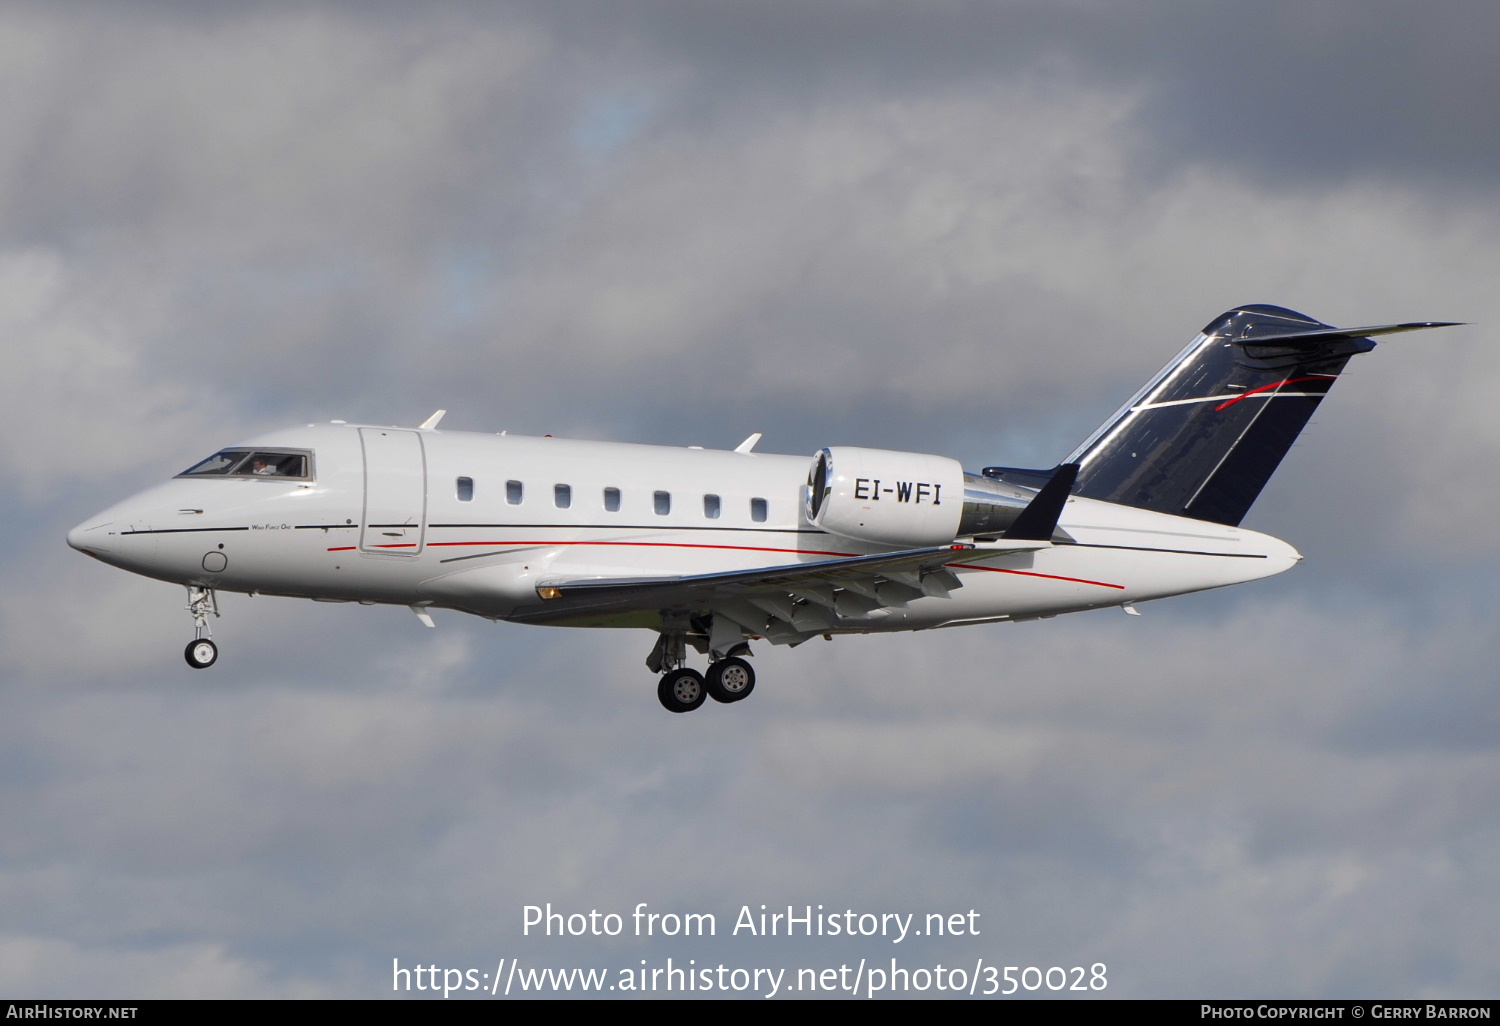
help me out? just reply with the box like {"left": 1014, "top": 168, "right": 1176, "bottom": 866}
{"left": 734, "top": 433, "right": 762, "bottom": 454}
{"left": 419, "top": 410, "right": 447, "bottom": 430}
{"left": 1003, "top": 463, "right": 1079, "bottom": 541}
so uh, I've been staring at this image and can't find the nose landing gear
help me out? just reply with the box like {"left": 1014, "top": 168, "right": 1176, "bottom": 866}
{"left": 183, "top": 586, "right": 220, "bottom": 669}
{"left": 185, "top": 637, "right": 218, "bottom": 669}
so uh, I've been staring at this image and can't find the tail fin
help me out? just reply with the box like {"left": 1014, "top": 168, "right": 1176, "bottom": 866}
{"left": 987, "top": 305, "right": 1457, "bottom": 527}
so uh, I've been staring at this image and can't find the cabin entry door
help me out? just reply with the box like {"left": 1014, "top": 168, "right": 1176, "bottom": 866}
{"left": 359, "top": 428, "right": 427, "bottom": 556}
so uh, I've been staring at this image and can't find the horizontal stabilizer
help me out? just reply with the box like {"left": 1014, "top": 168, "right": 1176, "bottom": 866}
{"left": 1227, "top": 321, "right": 1461, "bottom": 346}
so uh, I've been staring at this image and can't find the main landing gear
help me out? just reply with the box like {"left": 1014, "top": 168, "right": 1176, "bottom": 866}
{"left": 705, "top": 657, "right": 755, "bottom": 703}
{"left": 658, "top": 668, "right": 707, "bottom": 713}
{"left": 656, "top": 659, "right": 757, "bottom": 714}
{"left": 183, "top": 586, "right": 220, "bottom": 669}
{"left": 649, "top": 633, "right": 757, "bottom": 714}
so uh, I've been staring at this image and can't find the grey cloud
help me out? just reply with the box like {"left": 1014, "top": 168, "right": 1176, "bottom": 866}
{"left": 535, "top": 0, "right": 1500, "bottom": 189}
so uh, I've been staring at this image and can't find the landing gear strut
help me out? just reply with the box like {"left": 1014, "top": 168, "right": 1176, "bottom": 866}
{"left": 184, "top": 586, "right": 220, "bottom": 669}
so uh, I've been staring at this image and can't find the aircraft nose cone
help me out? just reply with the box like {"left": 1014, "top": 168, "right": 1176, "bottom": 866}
{"left": 67, "top": 520, "right": 112, "bottom": 554}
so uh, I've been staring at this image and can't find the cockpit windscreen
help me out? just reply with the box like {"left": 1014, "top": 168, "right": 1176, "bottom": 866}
{"left": 178, "top": 450, "right": 311, "bottom": 479}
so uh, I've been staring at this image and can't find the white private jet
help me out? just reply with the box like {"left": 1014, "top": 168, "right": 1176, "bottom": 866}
{"left": 68, "top": 305, "right": 1454, "bottom": 712}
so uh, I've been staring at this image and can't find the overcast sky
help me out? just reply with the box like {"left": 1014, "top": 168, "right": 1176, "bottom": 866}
{"left": 3, "top": 0, "right": 1498, "bottom": 999}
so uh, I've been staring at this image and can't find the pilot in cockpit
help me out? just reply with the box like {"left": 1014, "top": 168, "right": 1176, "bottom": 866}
{"left": 177, "top": 449, "right": 308, "bottom": 480}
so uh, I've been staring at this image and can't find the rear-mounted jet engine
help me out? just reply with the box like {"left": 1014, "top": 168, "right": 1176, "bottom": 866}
{"left": 804, "top": 446, "right": 1038, "bottom": 545}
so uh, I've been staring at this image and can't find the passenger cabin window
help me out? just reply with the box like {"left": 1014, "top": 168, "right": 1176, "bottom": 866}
{"left": 654, "top": 491, "right": 671, "bottom": 516}
{"left": 703, "top": 494, "right": 720, "bottom": 519}
{"left": 178, "top": 449, "right": 311, "bottom": 480}
{"left": 506, "top": 480, "right": 523, "bottom": 505}
{"left": 457, "top": 477, "right": 474, "bottom": 502}
{"left": 603, "top": 487, "right": 621, "bottom": 512}
{"left": 750, "top": 498, "right": 768, "bottom": 522}
{"left": 554, "top": 484, "right": 571, "bottom": 509}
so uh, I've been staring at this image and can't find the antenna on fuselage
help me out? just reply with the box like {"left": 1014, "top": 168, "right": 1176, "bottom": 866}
{"left": 734, "top": 433, "right": 762, "bottom": 453}
{"left": 419, "top": 410, "right": 447, "bottom": 430}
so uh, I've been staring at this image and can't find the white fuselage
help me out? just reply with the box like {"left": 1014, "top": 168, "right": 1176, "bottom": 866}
{"left": 68, "top": 421, "right": 1301, "bottom": 636}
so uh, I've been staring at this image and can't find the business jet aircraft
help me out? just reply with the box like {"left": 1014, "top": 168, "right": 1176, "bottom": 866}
{"left": 68, "top": 305, "right": 1453, "bottom": 712}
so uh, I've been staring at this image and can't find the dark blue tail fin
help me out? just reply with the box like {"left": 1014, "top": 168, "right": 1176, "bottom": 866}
{"left": 984, "top": 305, "right": 1457, "bottom": 527}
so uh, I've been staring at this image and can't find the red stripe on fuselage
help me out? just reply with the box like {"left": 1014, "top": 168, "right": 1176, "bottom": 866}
{"left": 947, "top": 563, "right": 1125, "bottom": 590}
{"left": 330, "top": 539, "right": 861, "bottom": 557}
{"left": 324, "top": 538, "right": 1126, "bottom": 590}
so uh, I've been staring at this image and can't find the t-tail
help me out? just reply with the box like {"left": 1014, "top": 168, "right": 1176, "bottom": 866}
{"left": 984, "top": 305, "right": 1458, "bottom": 527}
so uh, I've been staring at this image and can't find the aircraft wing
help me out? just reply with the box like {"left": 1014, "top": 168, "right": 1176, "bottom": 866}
{"left": 509, "top": 540, "right": 1049, "bottom": 635}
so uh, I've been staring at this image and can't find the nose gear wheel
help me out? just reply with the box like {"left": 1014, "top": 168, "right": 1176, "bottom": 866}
{"left": 185, "top": 638, "right": 218, "bottom": 669}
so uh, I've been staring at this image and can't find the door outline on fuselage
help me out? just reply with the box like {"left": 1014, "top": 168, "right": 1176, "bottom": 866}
{"left": 358, "top": 427, "right": 427, "bottom": 557}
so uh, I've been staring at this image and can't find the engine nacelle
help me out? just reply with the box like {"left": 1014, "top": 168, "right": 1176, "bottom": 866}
{"left": 805, "top": 446, "right": 965, "bottom": 546}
